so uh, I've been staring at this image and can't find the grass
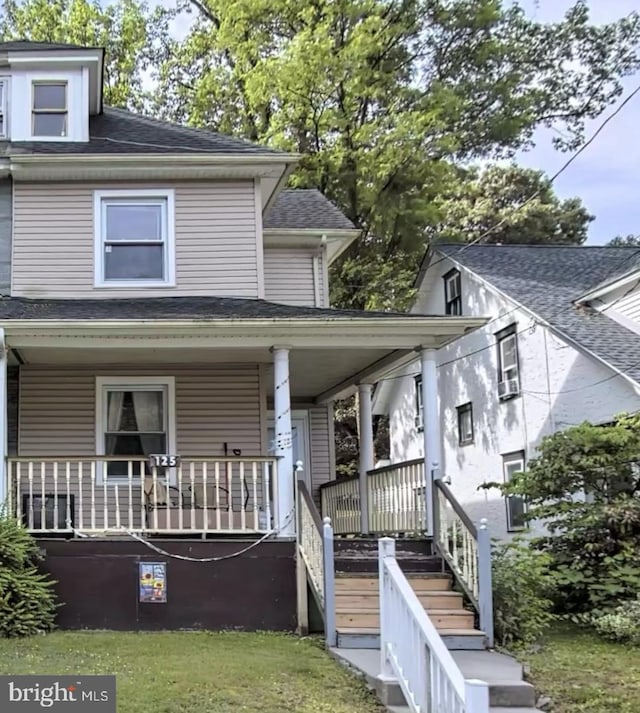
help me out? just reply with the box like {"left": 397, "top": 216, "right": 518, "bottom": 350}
{"left": 521, "top": 625, "right": 640, "bottom": 713}
{"left": 0, "top": 631, "right": 383, "bottom": 713}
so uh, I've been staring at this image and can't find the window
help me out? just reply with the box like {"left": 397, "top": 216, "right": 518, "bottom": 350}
{"left": 457, "top": 402, "right": 474, "bottom": 445}
{"left": 503, "top": 451, "right": 527, "bottom": 531}
{"left": 444, "top": 269, "right": 462, "bottom": 315}
{"left": 496, "top": 324, "right": 520, "bottom": 399}
{"left": 96, "top": 377, "right": 175, "bottom": 481}
{"left": 94, "top": 190, "right": 175, "bottom": 286}
{"left": 415, "top": 375, "right": 424, "bottom": 430}
{"left": 32, "top": 82, "right": 67, "bottom": 137}
{"left": 0, "top": 79, "right": 8, "bottom": 138}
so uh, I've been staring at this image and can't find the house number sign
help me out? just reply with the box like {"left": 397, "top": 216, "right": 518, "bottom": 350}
{"left": 149, "top": 454, "right": 181, "bottom": 468}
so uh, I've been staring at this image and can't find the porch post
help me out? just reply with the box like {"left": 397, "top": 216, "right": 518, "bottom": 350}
{"left": 420, "top": 348, "right": 440, "bottom": 536}
{"left": 0, "top": 329, "right": 6, "bottom": 506}
{"left": 273, "top": 346, "right": 295, "bottom": 537}
{"left": 358, "top": 383, "right": 374, "bottom": 534}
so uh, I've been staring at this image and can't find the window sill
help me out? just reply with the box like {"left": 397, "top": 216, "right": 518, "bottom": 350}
{"left": 498, "top": 392, "right": 521, "bottom": 403}
{"left": 94, "top": 282, "right": 176, "bottom": 289}
{"left": 458, "top": 439, "right": 474, "bottom": 447}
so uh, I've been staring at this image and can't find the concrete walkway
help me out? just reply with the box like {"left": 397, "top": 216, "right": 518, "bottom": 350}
{"left": 330, "top": 647, "right": 543, "bottom": 712}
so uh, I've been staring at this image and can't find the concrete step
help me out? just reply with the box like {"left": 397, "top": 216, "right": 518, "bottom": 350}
{"left": 336, "top": 627, "right": 486, "bottom": 651}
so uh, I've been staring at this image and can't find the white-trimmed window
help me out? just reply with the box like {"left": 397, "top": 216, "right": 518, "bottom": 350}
{"left": 94, "top": 189, "right": 175, "bottom": 287}
{"left": 32, "top": 81, "right": 67, "bottom": 137}
{"left": 503, "top": 451, "right": 527, "bottom": 531}
{"left": 457, "top": 402, "right": 474, "bottom": 445}
{"left": 444, "top": 269, "right": 462, "bottom": 315}
{"left": 415, "top": 375, "right": 424, "bottom": 430}
{"left": 96, "top": 377, "right": 176, "bottom": 481}
{"left": 0, "top": 78, "right": 8, "bottom": 138}
{"left": 496, "top": 324, "right": 520, "bottom": 399}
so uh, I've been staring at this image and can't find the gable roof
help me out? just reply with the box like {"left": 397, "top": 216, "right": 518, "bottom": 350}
{"left": 434, "top": 243, "right": 640, "bottom": 385}
{"left": 264, "top": 189, "right": 356, "bottom": 230}
{"left": 7, "top": 106, "right": 284, "bottom": 156}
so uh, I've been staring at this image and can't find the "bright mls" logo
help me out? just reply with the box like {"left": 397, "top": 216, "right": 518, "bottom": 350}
{"left": 1, "top": 676, "right": 116, "bottom": 712}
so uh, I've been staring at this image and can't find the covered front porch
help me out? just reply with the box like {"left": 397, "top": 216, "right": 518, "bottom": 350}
{"left": 0, "top": 297, "right": 484, "bottom": 539}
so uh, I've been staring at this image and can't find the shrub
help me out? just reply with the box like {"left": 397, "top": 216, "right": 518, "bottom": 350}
{"left": 492, "top": 539, "right": 555, "bottom": 648}
{"left": 588, "top": 597, "right": 640, "bottom": 645}
{"left": 0, "top": 513, "right": 57, "bottom": 637}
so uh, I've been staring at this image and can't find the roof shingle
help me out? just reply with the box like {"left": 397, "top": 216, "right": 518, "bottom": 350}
{"left": 264, "top": 189, "right": 356, "bottom": 231}
{"left": 435, "top": 243, "right": 640, "bottom": 384}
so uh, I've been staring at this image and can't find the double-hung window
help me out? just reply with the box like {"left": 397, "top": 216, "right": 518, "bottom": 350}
{"left": 415, "top": 375, "right": 424, "bottom": 430}
{"left": 503, "top": 451, "right": 527, "bottom": 531}
{"left": 0, "top": 78, "right": 8, "bottom": 138}
{"left": 94, "top": 190, "right": 175, "bottom": 287}
{"left": 444, "top": 269, "right": 462, "bottom": 315}
{"left": 32, "top": 81, "right": 67, "bottom": 137}
{"left": 96, "top": 377, "right": 175, "bottom": 481}
{"left": 457, "top": 402, "right": 474, "bottom": 445}
{"left": 496, "top": 324, "right": 520, "bottom": 399}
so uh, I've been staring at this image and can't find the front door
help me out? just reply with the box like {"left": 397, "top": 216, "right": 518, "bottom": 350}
{"left": 267, "top": 411, "right": 311, "bottom": 491}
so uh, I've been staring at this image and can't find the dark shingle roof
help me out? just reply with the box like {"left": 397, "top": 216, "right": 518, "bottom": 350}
{"left": 6, "top": 107, "right": 285, "bottom": 156}
{"left": 0, "top": 40, "right": 94, "bottom": 51}
{"left": 264, "top": 189, "right": 356, "bottom": 230}
{"left": 436, "top": 243, "right": 640, "bottom": 384}
{"left": 0, "top": 296, "right": 431, "bottom": 321}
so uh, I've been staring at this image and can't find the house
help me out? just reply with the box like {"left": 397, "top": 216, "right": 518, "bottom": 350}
{"left": 373, "top": 243, "right": 640, "bottom": 540}
{"left": 0, "top": 41, "right": 484, "bottom": 631}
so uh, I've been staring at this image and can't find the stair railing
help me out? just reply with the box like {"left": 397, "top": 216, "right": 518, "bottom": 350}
{"left": 433, "top": 478, "right": 494, "bottom": 647}
{"left": 296, "top": 479, "right": 336, "bottom": 647}
{"left": 379, "top": 537, "right": 490, "bottom": 713}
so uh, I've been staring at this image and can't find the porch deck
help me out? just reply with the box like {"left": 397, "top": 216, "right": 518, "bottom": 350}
{"left": 8, "top": 455, "right": 277, "bottom": 536}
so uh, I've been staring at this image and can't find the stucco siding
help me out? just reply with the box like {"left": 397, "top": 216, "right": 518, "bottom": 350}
{"left": 12, "top": 181, "right": 259, "bottom": 299}
{"left": 386, "top": 258, "right": 640, "bottom": 541}
{"left": 264, "top": 247, "right": 321, "bottom": 306}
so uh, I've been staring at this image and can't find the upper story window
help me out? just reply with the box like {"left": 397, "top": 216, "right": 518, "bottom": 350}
{"left": 457, "top": 402, "right": 474, "bottom": 445}
{"left": 0, "top": 79, "right": 8, "bottom": 138}
{"left": 443, "top": 269, "right": 462, "bottom": 315}
{"left": 415, "top": 375, "right": 424, "bottom": 431}
{"left": 32, "top": 81, "right": 68, "bottom": 137}
{"left": 94, "top": 189, "right": 176, "bottom": 288}
{"left": 496, "top": 324, "right": 520, "bottom": 400}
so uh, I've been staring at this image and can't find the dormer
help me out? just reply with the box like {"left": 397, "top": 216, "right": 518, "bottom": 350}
{"left": 0, "top": 40, "right": 103, "bottom": 142}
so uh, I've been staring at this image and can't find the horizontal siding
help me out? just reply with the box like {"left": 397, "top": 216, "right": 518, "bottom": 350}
{"left": 12, "top": 181, "right": 259, "bottom": 298}
{"left": 615, "top": 286, "right": 640, "bottom": 323}
{"left": 264, "top": 248, "right": 317, "bottom": 306}
{"left": 309, "top": 405, "right": 332, "bottom": 502}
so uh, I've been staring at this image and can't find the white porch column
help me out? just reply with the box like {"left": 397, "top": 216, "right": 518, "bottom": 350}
{"left": 420, "top": 348, "right": 441, "bottom": 535}
{"left": 0, "top": 329, "right": 6, "bottom": 505}
{"left": 273, "top": 346, "right": 295, "bottom": 537}
{"left": 358, "top": 383, "right": 374, "bottom": 534}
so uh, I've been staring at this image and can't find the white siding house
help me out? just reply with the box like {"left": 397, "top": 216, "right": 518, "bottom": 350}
{"left": 374, "top": 244, "right": 640, "bottom": 540}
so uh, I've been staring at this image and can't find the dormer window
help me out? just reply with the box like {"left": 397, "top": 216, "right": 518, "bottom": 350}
{"left": 32, "top": 81, "right": 67, "bottom": 137}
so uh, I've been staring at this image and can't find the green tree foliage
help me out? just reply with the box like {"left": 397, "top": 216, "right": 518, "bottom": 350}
{"left": 607, "top": 234, "right": 640, "bottom": 246}
{"left": 0, "top": 0, "right": 170, "bottom": 107}
{"left": 504, "top": 414, "right": 640, "bottom": 613}
{"left": 432, "top": 165, "right": 593, "bottom": 245}
{"left": 155, "top": 0, "right": 640, "bottom": 308}
{"left": 0, "top": 514, "right": 57, "bottom": 637}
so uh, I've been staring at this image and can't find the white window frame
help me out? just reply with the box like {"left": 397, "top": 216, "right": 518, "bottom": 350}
{"left": 93, "top": 189, "right": 176, "bottom": 288}
{"left": 31, "top": 80, "right": 68, "bottom": 138}
{"left": 503, "top": 451, "right": 527, "bottom": 532}
{"left": 95, "top": 376, "right": 176, "bottom": 484}
{"left": 0, "top": 77, "right": 9, "bottom": 138}
{"left": 457, "top": 402, "right": 474, "bottom": 446}
{"left": 415, "top": 375, "right": 424, "bottom": 431}
{"left": 444, "top": 269, "right": 462, "bottom": 315}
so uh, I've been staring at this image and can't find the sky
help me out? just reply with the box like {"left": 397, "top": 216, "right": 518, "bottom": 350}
{"left": 149, "top": 0, "right": 640, "bottom": 244}
{"left": 515, "top": 0, "right": 640, "bottom": 244}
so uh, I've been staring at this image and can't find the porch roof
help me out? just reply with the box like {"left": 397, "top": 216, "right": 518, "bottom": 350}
{"left": 0, "top": 296, "right": 485, "bottom": 401}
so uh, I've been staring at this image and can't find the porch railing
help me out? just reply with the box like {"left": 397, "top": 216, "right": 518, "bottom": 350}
{"left": 379, "top": 537, "right": 489, "bottom": 713}
{"left": 296, "top": 480, "right": 336, "bottom": 647}
{"left": 320, "top": 476, "right": 360, "bottom": 535}
{"left": 433, "top": 478, "right": 494, "bottom": 647}
{"left": 7, "top": 456, "right": 276, "bottom": 535}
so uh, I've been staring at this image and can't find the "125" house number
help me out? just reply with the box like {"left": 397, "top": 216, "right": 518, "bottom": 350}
{"left": 149, "top": 454, "right": 181, "bottom": 468}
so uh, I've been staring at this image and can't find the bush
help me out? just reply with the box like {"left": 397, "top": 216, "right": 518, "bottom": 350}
{"left": 492, "top": 539, "right": 555, "bottom": 648}
{"left": 588, "top": 597, "right": 640, "bottom": 645}
{"left": 0, "top": 514, "right": 57, "bottom": 637}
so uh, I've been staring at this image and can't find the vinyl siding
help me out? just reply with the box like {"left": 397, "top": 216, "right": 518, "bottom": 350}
{"left": 614, "top": 285, "right": 640, "bottom": 323}
{"left": 264, "top": 247, "right": 324, "bottom": 306}
{"left": 309, "top": 405, "right": 334, "bottom": 502}
{"left": 12, "top": 181, "right": 259, "bottom": 299}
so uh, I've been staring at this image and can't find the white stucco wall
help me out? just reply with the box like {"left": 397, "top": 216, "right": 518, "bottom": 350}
{"left": 382, "top": 257, "right": 640, "bottom": 541}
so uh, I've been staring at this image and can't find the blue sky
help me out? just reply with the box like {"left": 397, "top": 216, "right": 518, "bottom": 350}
{"left": 516, "top": 0, "right": 640, "bottom": 244}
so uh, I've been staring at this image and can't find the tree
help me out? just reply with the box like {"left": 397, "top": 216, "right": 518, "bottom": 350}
{"left": 431, "top": 164, "right": 593, "bottom": 245}
{"left": 607, "top": 234, "right": 640, "bottom": 246}
{"left": 0, "top": 0, "right": 169, "bottom": 108}
{"left": 154, "top": 0, "right": 640, "bottom": 309}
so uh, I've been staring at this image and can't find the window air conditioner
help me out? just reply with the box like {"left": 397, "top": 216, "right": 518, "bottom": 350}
{"left": 498, "top": 378, "right": 520, "bottom": 400}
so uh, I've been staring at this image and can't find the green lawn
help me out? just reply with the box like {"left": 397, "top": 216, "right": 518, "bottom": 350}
{"left": 0, "top": 631, "right": 383, "bottom": 713}
{"left": 522, "top": 626, "right": 640, "bottom": 713}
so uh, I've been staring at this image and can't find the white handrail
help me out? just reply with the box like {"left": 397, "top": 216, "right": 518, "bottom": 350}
{"left": 379, "top": 537, "right": 489, "bottom": 713}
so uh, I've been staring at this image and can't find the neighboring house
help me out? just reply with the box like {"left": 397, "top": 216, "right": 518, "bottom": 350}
{"left": 373, "top": 244, "right": 640, "bottom": 540}
{"left": 0, "top": 41, "right": 481, "bottom": 630}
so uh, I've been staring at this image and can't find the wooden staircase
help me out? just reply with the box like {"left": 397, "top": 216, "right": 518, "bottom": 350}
{"left": 333, "top": 538, "right": 486, "bottom": 650}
